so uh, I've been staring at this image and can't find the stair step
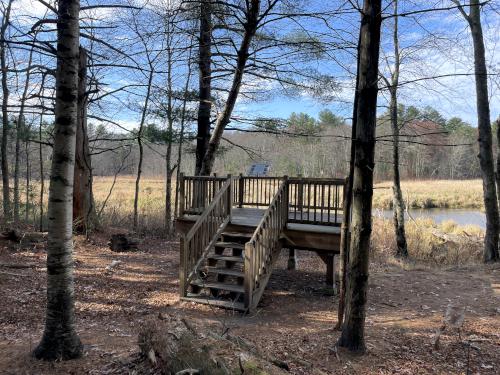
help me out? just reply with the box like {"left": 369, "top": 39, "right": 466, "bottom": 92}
{"left": 222, "top": 232, "right": 252, "bottom": 240}
{"left": 206, "top": 267, "right": 244, "bottom": 278}
{"left": 182, "top": 295, "right": 245, "bottom": 311}
{"left": 215, "top": 241, "right": 245, "bottom": 250}
{"left": 208, "top": 254, "right": 244, "bottom": 263}
{"left": 190, "top": 280, "right": 244, "bottom": 293}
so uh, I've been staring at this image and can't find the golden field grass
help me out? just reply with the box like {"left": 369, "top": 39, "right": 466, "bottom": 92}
{"left": 373, "top": 179, "right": 484, "bottom": 209}
{"left": 371, "top": 217, "right": 484, "bottom": 266}
{"left": 1, "top": 176, "right": 487, "bottom": 264}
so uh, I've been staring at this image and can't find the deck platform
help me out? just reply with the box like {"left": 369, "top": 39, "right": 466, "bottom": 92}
{"left": 176, "top": 175, "right": 346, "bottom": 311}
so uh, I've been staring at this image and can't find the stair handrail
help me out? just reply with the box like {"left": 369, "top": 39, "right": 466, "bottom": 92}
{"left": 244, "top": 176, "right": 288, "bottom": 311}
{"left": 180, "top": 176, "right": 232, "bottom": 297}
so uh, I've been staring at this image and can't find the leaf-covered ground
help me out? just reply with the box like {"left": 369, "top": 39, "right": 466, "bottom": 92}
{"left": 0, "top": 231, "right": 498, "bottom": 374}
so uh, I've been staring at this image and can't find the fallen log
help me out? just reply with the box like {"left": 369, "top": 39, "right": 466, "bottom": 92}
{"left": 137, "top": 315, "right": 288, "bottom": 375}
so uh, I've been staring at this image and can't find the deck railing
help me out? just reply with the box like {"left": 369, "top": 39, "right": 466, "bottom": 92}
{"left": 244, "top": 178, "right": 288, "bottom": 311}
{"left": 287, "top": 177, "right": 346, "bottom": 226}
{"left": 178, "top": 174, "right": 228, "bottom": 215}
{"left": 178, "top": 174, "right": 346, "bottom": 226}
{"left": 235, "top": 175, "right": 283, "bottom": 208}
{"left": 179, "top": 177, "right": 232, "bottom": 297}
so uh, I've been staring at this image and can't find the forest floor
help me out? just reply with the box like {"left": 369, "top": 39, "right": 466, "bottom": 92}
{"left": 0, "top": 231, "right": 499, "bottom": 375}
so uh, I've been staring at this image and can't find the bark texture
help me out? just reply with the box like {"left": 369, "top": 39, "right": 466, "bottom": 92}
{"left": 199, "top": 0, "right": 260, "bottom": 175}
{"left": 338, "top": 0, "right": 382, "bottom": 352}
{"left": 460, "top": 0, "right": 500, "bottom": 262}
{"left": 33, "top": 0, "right": 83, "bottom": 360}
{"left": 0, "top": 0, "right": 13, "bottom": 219}
{"left": 389, "top": 1, "right": 408, "bottom": 257}
{"left": 195, "top": 0, "right": 212, "bottom": 175}
{"left": 73, "top": 48, "right": 94, "bottom": 234}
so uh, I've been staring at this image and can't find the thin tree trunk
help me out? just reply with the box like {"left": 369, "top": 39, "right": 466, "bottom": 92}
{"left": 175, "top": 46, "right": 193, "bottom": 217}
{"left": 195, "top": 0, "right": 212, "bottom": 175}
{"left": 165, "top": 25, "right": 174, "bottom": 235}
{"left": 133, "top": 70, "right": 154, "bottom": 232}
{"left": 25, "top": 137, "right": 30, "bottom": 223}
{"left": 39, "top": 113, "right": 45, "bottom": 232}
{"left": 73, "top": 48, "right": 93, "bottom": 234}
{"left": 338, "top": 0, "right": 382, "bottom": 353}
{"left": 0, "top": 0, "right": 13, "bottom": 219}
{"left": 454, "top": 0, "right": 500, "bottom": 262}
{"left": 389, "top": 0, "right": 408, "bottom": 257}
{"left": 496, "top": 117, "right": 500, "bottom": 205}
{"left": 14, "top": 116, "right": 21, "bottom": 222}
{"left": 33, "top": 0, "right": 82, "bottom": 360}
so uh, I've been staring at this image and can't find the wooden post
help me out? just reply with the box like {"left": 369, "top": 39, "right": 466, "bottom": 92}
{"left": 298, "top": 175, "right": 304, "bottom": 212}
{"left": 178, "top": 173, "right": 185, "bottom": 217}
{"left": 244, "top": 241, "right": 253, "bottom": 312}
{"left": 238, "top": 173, "right": 244, "bottom": 208}
{"left": 227, "top": 174, "right": 232, "bottom": 221}
{"left": 283, "top": 175, "right": 289, "bottom": 225}
{"left": 179, "top": 236, "right": 186, "bottom": 297}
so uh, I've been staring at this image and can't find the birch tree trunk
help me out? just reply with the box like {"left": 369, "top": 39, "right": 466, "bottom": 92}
{"left": 0, "top": 0, "right": 13, "bottom": 219}
{"left": 453, "top": 0, "right": 499, "bottom": 262}
{"left": 73, "top": 47, "right": 93, "bottom": 234}
{"left": 338, "top": 0, "right": 382, "bottom": 353}
{"left": 199, "top": 0, "right": 260, "bottom": 175}
{"left": 33, "top": 0, "right": 83, "bottom": 360}
{"left": 195, "top": 0, "right": 212, "bottom": 175}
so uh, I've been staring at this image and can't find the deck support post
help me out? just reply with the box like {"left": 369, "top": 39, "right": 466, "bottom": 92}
{"left": 179, "top": 236, "right": 187, "bottom": 297}
{"left": 287, "top": 248, "right": 297, "bottom": 270}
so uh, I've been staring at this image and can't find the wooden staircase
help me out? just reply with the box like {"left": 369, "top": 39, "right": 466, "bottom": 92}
{"left": 179, "top": 177, "right": 288, "bottom": 313}
{"left": 182, "top": 232, "right": 251, "bottom": 311}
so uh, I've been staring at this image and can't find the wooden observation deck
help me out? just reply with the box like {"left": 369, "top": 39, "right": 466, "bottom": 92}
{"left": 175, "top": 174, "right": 347, "bottom": 312}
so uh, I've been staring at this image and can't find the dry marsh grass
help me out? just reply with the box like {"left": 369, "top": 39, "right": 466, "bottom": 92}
{"left": 373, "top": 179, "right": 483, "bottom": 209}
{"left": 371, "top": 217, "right": 484, "bottom": 266}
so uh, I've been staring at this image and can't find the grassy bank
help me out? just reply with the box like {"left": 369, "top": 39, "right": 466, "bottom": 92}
{"left": 371, "top": 217, "right": 484, "bottom": 265}
{"left": 373, "top": 179, "right": 483, "bottom": 209}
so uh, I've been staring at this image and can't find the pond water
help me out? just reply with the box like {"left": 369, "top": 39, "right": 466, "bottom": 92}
{"left": 373, "top": 208, "right": 486, "bottom": 230}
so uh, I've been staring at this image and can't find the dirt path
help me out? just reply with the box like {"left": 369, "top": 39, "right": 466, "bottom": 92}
{"left": 0, "top": 233, "right": 498, "bottom": 374}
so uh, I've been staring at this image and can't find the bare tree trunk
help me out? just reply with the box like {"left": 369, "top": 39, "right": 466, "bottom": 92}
{"left": 14, "top": 116, "right": 21, "bottom": 222}
{"left": 338, "top": 0, "right": 382, "bottom": 353}
{"left": 390, "top": 88, "right": 408, "bottom": 257}
{"left": 25, "top": 138, "right": 30, "bottom": 223}
{"left": 39, "top": 114, "right": 45, "bottom": 232}
{"left": 73, "top": 48, "right": 93, "bottom": 234}
{"left": 175, "top": 46, "right": 193, "bottom": 217}
{"left": 165, "top": 26, "right": 174, "bottom": 235}
{"left": 496, "top": 117, "right": 500, "bottom": 205}
{"left": 389, "top": 0, "right": 407, "bottom": 257}
{"left": 33, "top": 0, "right": 83, "bottom": 360}
{"left": 15, "top": 34, "right": 38, "bottom": 224}
{"left": 336, "top": 57, "right": 359, "bottom": 330}
{"left": 454, "top": 0, "right": 499, "bottom": 262}
{"left": 0, "top": 0, "right": 13, "bottom": 219}
{"left": 133, "top": 70, "right": 154, "bottom": 232}
{"left": 195, "top": 0, "right": 212, "bottom": 175}
{"left": 199, "top": 0, "right": 260, "bottom": 175}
